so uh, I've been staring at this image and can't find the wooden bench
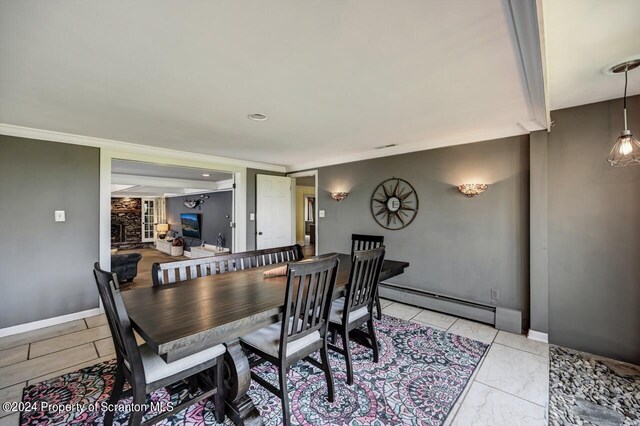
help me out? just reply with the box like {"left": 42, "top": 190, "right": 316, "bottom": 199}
{"left": 152, "top": 244, "right": 304, "bottom": 286}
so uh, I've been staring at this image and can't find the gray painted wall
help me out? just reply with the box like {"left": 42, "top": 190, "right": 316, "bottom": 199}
{"left": 246, "top": 168, "right": 285, "bottom": 251}
{"left": 547, "top": 95, "right": 640, "bottom": 364}
{"left": 0, "top": 135, "right": 100, "bottom": 328}
{"left": 316, "top": 135, "right": 530, "bottom": 322}
{"left": 166, "top": 191, "right": 233, "bottom": 250}
{"left": 529, "top": 130, "right": 549, "bottom": 333}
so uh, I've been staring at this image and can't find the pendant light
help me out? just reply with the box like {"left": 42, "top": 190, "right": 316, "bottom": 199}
{"left": 607, "top": 60, "right": 640, "bottom": 167}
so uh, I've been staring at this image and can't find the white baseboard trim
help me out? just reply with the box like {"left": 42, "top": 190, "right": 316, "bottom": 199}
{"left": 0, "top": 308, "right": 101, "bottom": 338}
{"left": 527, "top": 330, "right": 549, "bottom": 343}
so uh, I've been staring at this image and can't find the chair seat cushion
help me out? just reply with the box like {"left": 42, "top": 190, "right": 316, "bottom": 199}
{"left": 129, "top": 343, "right": 225, "bottom": 383}
{"left": 329, "top": 297, "right": 369, "bottom": 324}
{"left": 240, "top": 321, "right": 321, "bottom": 358}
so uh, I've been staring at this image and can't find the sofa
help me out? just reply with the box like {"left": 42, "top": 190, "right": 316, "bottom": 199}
{"left": 111, "top": 252, "right": 143, "bottom": 283}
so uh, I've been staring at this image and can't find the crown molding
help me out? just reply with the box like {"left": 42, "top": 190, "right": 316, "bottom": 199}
{"left": 0, "top": 123, "right": 286, "bottom": 173}
{"left": 1, "top": 122, "right": 531, "bottom": 175}
{"left": 286, "top": 124, "right": 528, "bottom": 172}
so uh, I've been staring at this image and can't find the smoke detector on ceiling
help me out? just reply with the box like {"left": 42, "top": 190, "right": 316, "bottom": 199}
{"left": 248, "top": 113, "right": 268, "bottom": 121}
{"left": 375, "top": 144, "right": 398, "bottom": 150}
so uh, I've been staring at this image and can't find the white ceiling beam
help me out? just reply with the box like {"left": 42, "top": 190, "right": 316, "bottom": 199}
{"left": 506, "top": 0, "right": 550, "bottom": 131}
{"left": 215, "top": 178, "right": 234, "bottom": 191}
{"left": 111, "top": 175, "right": 234, "bottom": 198}
{"left": 112, "top": 173, "right": 221, "bottom": 190}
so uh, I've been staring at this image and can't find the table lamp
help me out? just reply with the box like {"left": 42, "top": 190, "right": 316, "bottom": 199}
{"left": 156, "top": 223, "right": 169, "bottom": 239}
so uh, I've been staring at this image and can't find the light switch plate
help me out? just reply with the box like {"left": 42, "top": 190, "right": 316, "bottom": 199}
{"left": 249, "top": 213, "right": 255, "bottom": 221}
{"left": 319, "top": 210, "right": 325, "bottom": 218}
{"left": 491, "top": 288, "right": 499, "bottom": 300}
{"left": 54, "top": 210, "right": 66, "bottom": 222}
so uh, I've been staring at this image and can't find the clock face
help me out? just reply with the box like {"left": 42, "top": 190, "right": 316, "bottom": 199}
{"left": 370, "top": 178, "right": 419, "bottom": 230}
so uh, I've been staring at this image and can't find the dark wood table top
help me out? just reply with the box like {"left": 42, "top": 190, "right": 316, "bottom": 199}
{"left": 122, "top": 253, "right": 409, "bottom": 362}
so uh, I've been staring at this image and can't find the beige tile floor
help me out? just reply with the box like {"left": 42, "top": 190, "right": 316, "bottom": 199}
{"left": 0, "top": 301, "right": 550, "bottom": 425}
{"left": 385, "top": 300, "right": 550, "bottom": 426}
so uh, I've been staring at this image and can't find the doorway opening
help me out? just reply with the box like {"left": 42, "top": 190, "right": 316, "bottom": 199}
{"left": 289, "top": 170, "right": 318, "bottom": 256}
{"left": 110, "top": 159, "right": 234, "bottom": 288}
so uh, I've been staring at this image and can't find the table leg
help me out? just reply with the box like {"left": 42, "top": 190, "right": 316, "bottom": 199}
{"left": 223, "top": 339, "right": 263, "bottom": 426}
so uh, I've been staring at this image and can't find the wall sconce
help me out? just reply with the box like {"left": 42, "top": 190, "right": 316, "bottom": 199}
{"left": 156, "top": 223, "right": 169, "bottom": 239}
{"left": 457, "top": 184, "right": 488, "bottom": 197}
{"left": 330, "top": 192, "right": 349, "bottom": 202}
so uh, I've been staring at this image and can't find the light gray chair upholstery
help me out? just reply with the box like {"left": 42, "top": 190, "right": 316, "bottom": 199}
{"left": 240, "top": 320, "right": 321, "bottom": 358}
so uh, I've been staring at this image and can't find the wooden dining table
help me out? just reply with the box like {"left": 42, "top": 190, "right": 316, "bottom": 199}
{"left": 122, "top": 252, "right": 409, "bottom": 425}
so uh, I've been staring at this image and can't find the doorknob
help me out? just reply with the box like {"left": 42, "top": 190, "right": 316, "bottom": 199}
{"left": 258, "top": 232, "right": 263, "bottom": 235}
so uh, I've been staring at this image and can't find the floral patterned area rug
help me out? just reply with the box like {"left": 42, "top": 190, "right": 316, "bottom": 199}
{"left": 21, "top": 315, "right": 487, "bottom": 425}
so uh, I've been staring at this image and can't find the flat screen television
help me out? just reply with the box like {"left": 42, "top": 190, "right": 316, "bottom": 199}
{"left": 180, "top": 213, "right": 202, "bottom": 239}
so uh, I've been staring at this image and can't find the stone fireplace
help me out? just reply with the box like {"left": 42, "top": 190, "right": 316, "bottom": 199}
{"left": 111, "top": 197, "right": 143, "bottom": 248}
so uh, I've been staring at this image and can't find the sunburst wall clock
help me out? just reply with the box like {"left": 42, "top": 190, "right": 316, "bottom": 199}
{"left": 370, "top": 177, "right": 419, "bottom": 230}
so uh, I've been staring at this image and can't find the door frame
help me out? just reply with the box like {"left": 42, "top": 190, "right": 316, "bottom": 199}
{"left": 141, "top": 197, "right": 156, "bottom": 242}
{"left": 287, "top": 170, "right": 319, "bottom": 256}
{"left": 100, "top": 150, "right": 251, "bottom": 312}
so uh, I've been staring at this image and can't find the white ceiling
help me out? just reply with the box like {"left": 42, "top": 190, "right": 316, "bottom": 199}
{"left": 111, "top": 160, "right": 232, "bottom": 197}
{"left": 0, "top": 0, "right": 542, "bottom": 170}
{"left": 111, "top": 185, "right": 221, "bottom": 198}
{"left": 543, "top": 0, "right": 640, "bottom": 110}
{"left": 111, "top": 160, "right": 232, "bottom": 182}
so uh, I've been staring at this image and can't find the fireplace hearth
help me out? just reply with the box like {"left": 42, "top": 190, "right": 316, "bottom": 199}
{"left": 111, "top": 224, "right": 125, "bottom": 244}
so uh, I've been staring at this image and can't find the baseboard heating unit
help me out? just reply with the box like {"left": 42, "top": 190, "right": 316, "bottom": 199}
{"left": 378, "top": 282, "right": 522, "bottom": 333}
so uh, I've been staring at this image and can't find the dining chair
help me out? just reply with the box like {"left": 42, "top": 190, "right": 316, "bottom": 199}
{"left": 351, "top": 234, "right": 385, "bottom": 319}
{"left": 329, "top": 246, "right": 385, "bottom": 385}
{"left": 93, "top": 263, "right": 226, "bottom": 425}
{"left": 239, "top": 255, "right": 340, "bottom": 426}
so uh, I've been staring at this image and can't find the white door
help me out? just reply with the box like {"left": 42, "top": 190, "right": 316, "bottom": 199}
{"left": 142, "top": 198, "right": 156, "bottom": 242}
{"left": 256, "top": 175, "right": 293, "bottom": 249}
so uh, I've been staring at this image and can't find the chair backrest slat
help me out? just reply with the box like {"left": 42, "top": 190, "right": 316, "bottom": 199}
{"left": 351, "top": 234, "right": 384, "bottom": 256}
{"left": 291, "top": 275, "right": 306, "bottom": 335}
{"left": 152, "top": 244, "right": 305, "bottom": 285}
{"left": 279, "top": 256, "right": 339, "bottom": 357}
{"left": 344, "top": 247, "right": 385, "bottom": 320}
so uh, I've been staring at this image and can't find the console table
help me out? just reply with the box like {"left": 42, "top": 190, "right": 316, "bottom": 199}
{"left": 190, "top": 244, "right": 230, "bottom": 258}
{"left": 155, "top": 239, "right": 184, "bottom": 256}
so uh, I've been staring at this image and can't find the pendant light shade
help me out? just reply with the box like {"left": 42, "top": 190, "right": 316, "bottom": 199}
{"left": 608, "top": 61, "right": 640, "bottom": 167}
{"left": 608, "top": 130, "right": 640, "bottom": 167}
